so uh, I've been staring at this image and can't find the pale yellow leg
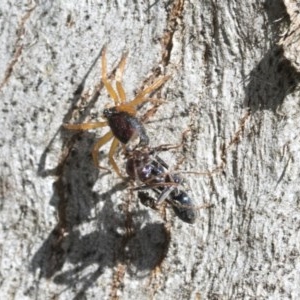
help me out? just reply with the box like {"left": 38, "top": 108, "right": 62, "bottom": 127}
{"left": 115, "top": 51, "right": 128, "bottom": 103}
{"left": 108, "top": 137, "right": 123, "bottom": 177}
{"left": 92, "top": 131, "right": 113, "bottom": 169}
{"left": 129, "top": 75, "right": 170, "bottom": 107}
{"left": 63, "top": 121, "right": 107, "bottom": 131}
{"left": 101, "top": 47, "right": 119, "bottom": 104}
{"left": 117, "top": 97, "right": 166, "bottom": 116}
{"left": 117, "top": 103, "right": 137, "bottom": 115}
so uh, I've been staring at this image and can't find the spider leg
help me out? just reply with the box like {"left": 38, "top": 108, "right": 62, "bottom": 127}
{"left": 115, "top": 51, "right": 128, "bottom": 103}
{"left": 63, "top": 121, "right": 107, "bottom": 131}
{"left": 101, "top": 47, "right": 119, "bottom": 104}
{"left": 133, "top": 184, "right": 176, "bottom": 206}
{"left": 128, "top": 75, "right": 170, "bottom": 107}
{"left": 108, "top": 137, "right": 124, "bottom": 177}
{"left": 92, "top": 131, "right": 113, "bottom": 169}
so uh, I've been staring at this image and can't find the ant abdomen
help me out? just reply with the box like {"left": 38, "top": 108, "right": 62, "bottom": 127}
{"left": 170, "top": 191, "right": 197, "bottom": 224}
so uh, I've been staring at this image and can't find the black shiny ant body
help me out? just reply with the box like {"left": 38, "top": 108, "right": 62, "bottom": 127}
{"left": 126, "top": 148, "right": 197, "bottom": 224}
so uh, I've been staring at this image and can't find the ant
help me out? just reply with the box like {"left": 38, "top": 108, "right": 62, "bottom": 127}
{"left": 125, "top": 146, "right": 197, "bottom": 224}
{"left": 63, "top": 47, "right": 170, "bottom": 177}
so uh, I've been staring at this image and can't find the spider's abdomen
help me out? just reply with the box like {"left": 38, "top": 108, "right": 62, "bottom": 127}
{"left": 103, "top": 108, "right": 149, "bottom": 145}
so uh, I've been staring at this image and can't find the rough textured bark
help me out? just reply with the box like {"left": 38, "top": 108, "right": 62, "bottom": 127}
{"left": 1, "top": 0, "right": 300, "bottom": 299}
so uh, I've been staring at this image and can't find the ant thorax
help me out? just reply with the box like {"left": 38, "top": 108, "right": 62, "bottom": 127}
{"left": 125, "top": 149, "right": 153, "bottom": 181}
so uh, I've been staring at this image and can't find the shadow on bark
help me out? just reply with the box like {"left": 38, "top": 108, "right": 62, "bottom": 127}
{"left": 245, "top": 0, "right": 300, "bottom": 112}
{"left": 245, "top": 46, "right": 300, "bottom": 112}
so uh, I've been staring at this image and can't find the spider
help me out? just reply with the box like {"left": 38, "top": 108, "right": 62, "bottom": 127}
{"left": 63, "top": 47, "right": 170, "bottom": 177}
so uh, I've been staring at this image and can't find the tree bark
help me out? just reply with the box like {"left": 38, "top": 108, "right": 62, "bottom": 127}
{"left": 1, "top": 0, "right": 300, "bottom": 299}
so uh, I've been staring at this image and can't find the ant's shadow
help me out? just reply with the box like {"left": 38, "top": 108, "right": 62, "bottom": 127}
{"left": 31, "top": 48, "right": 170, "bottom": 298}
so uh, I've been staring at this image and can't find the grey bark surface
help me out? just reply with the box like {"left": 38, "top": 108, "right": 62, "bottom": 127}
{"left": 1, "top": 1, "right": 300, "bottom": 299}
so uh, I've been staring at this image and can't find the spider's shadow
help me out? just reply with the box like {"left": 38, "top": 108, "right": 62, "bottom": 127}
{"left": 32, "top": 47, "right": 170, "bottom": 298}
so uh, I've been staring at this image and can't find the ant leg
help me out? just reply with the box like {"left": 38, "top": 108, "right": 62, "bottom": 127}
{"left": 153, "top": 129, "right": 191, "bottom": 153}
{"left": 63, "top": 121, "right": 107, "bottom": 131}
{"left": 92, "top": 131, "right": 113, "bottom": 169}
{"left": 101, "top": 47, "right": 119, "bottom": 104}
{"left": 182, "top": 110, "right": 251, "bottom": 177}
{"left": 108, "top": 137, "right": 124, "bottom": 177}
{"left": 154, "top": 155, "right": 168, "bottom": 169}
{"left": 128, "top": 75, "right": 170, "bottom": 107}
{"left": 115, "top": 51, "right": 128, "bottom": 103}
{"left": 156, "top": 187, "right": 175, "bottom": 204}
{"left": 134, "top": 184, "right": 176, "bottom": 205}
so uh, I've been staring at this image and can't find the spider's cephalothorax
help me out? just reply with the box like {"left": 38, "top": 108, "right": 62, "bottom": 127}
{"left": 64, "top": 47, "right": 169, "bottom": 177}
